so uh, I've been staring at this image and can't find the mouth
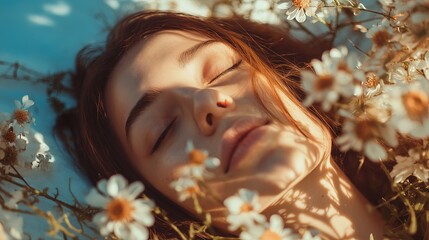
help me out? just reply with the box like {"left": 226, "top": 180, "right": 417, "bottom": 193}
{"left": 221, "top": 118, "right": 269, "bottom": 173}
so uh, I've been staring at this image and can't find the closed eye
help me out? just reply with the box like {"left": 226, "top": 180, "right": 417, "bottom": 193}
{"left": 151, "top": 117, "right": 177, "bottom": 154}
{"left": 208, "top": 59, "right": 242, "bottom": 85}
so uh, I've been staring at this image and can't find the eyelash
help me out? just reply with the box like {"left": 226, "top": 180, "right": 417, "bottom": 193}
{"left": 151, "top": 117, "right": 177, "bottom": 153}
{"left": 151, "top": 60, "right": 242, "bottom": 153}
{"left": 207, "top": 59, "right": 243, "bottom": 84}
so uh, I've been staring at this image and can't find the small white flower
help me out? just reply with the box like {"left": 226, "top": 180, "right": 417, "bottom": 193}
{"left": 302, "top": 47, "right": 363, "bottom": 111}
{"left": 170, "top": 176, "right": 201, "bottom": 202}
{"left": 31, "top": 153, "right": 54, "bottom": 171}
{"left": 390, "top": 149, "right": 429, "bottom": 183}
{"left": 0, "top": 208, "right": 24, "bottom": 240}
{"left": 240, "top": 214, "right": 299, "bottom": 240}
{"left": 389, "top": 79, "right": 429, "bottom": 138}
{"left": 86, "top": 174, "right": 154, "bottom": 240}
{"left": 14, "top": 95, "right": 34, "bottom": 110}
{"left": 13, "top": 95, "right": 35, "bottom": 126}
{"left": 363, "top": 74, "right": 385, "bottom": 99}
{"left": 336, "top": 116, "right": 398, "bottom": 161}
{"left": 390, "top": 63, "right": 426, "bottom": 84}
{"left": 366, "top": 19, "right": 393, "bottom": 51}
{"left": 224, "top": 188, "right": 266, "bottom": 231}
{"left": 180, "top": 140, "right": 220, "bottom": 179}
{"left": 396, "top": 10, "right": 429, "bottom": 49}
{"left": 277, "top": 0, "right": 321, "bottom": 23}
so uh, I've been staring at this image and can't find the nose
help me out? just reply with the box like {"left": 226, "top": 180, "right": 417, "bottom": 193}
{"left": 193, "top": 89, "right": 235, "bottom": 136}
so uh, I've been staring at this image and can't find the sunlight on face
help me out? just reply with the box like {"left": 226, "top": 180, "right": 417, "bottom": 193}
{"left": 104, "top": 30, "right": 330, "bottom": 228}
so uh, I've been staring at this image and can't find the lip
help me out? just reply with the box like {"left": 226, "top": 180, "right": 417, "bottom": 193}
{"left": 221, "top": 118, "right": 269, "bottom": 173}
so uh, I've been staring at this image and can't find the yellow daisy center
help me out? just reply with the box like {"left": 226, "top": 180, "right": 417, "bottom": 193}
{"left": 188, "top": 149, "right": 206, "bottom": 164}
{"left": 402, "top": 90, "right": 429, "bottom": 122}
{"left": 372, "top": 30, "right": 390, "bottom": 47}
{"left": 106, "top": 198, "right": 134, "bottom": 222}
{"left": 315, "top": 75, "right": 334, "bottom": 91}
{"left": 365, "top": 74, "right": 379, "bottom": 88}
{"left": 293, "top": 0, "right": 311, "bottom": 8}
{"left": 355, "top": 119, "right": 374, "bottom": 141}
{"left": 13, "top": 109, "right": 29, "bottom": 125}
{"left": 337, "top": 62, "right": 350, "bottom": 73}
{"left": 260, "top": 230, "right": 282, "bottom": 240}
{"left": 240, "top": 203, "right": 254, "bottom": 212}
{"left": 186, "top": 185, "right": 201, "bottom": 195}
{"left": 3, "top": 129, "right": 16, "bottom": 143}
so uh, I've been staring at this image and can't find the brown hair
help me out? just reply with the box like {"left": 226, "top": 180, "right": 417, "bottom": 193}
{"left": 55, "top": 10, "right": 385, "bottom": 238}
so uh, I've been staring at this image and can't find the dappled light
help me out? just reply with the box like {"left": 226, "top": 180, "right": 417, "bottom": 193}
{"left": 43, "top": 1, "right": 71, "bottom": 16}
{"left": 27, "top": 14, "right": 55, "bottom": 27}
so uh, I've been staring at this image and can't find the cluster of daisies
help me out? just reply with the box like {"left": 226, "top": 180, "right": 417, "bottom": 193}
{"left": 84, "top": 1, "right": 429, "bottom": 239}
{"left": 85, "top": 141, "right": 321, "bottom": 240}
{"left": 0, "top": 95, "right": 53, "bottom": 173}
{"left": 285, "top": 0, "right": 429, "bottom": 183}
{"left": 0, "top": 95, "right": 54, "bottom": 239}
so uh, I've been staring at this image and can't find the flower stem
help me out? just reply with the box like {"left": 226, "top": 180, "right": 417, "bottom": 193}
{"left": 0, "top": 175, "right": 92, "bottom": 219}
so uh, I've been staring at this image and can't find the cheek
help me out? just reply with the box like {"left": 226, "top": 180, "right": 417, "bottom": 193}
{"left": 137, "top": 145, "right": 190, "bottom": 195}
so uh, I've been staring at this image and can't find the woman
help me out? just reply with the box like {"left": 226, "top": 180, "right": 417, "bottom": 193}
{"left": 57, "top": 11, "right": 385, "bottom": 239}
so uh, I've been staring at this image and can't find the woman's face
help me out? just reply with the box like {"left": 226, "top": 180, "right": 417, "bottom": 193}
{"left": 105, "top": 30, "right": 330, "bottom": 223}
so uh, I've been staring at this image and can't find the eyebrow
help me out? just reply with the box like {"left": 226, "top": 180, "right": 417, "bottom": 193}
{"left": 125, "top": 89, "right": 161, "bottom": 138}
{"left": 177, "top": 39, "right": 219, "bottom": 67}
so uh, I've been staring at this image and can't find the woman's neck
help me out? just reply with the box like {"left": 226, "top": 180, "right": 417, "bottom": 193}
{"left": 262, "top": 156, "right": 384, "bottom": 239}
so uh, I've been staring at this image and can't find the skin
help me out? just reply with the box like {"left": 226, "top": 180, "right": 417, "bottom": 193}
{"left": 105, "top": 30, "right": 383, "bottom": 239}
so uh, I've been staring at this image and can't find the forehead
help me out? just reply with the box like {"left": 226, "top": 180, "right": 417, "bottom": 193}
{"left": 104, "top": 30, "right": 210, "bottom": 141}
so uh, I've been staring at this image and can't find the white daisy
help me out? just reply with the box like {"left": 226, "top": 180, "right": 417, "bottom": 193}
{"left": 277, "top": 0, "right": 321, "bottom": 23}
{"left": 397, "top": 11, "right": 429, "bottom": 50}
{"left": 13, "top": 95, "right": 34, "bottom": 126}
{"left": 301, "top": 47, "right": 363, "bottom": 111}
{"left": 14, "top": 95, "right": 34, "bottom": 110}
{"left": 366, "top": 19, "right": 393, "bottom": 52}
{"left": 170, "top": 176, "right": 202, "bottom": 202}
{"left": 390, "top": 63, "right": 426, "bottom": 84}
{"left": 389, "top": 79, "right": 429, "bottom": 138}
{"left": 224, "top": 188, "right": 266, "bottom": 231}
{"left": 240, "top": 214, "right": 299, "bottom": 240}
{"left": 0, "top": 208, "right": 23, "bottom": 240}
{"left": 180, "top": 140, "right": 220, "bottom": 179}
{"left": 336, "top": 115, "right": 398, "bottom": 161}
{"left": 31, "top": 153, "right": 54, "bottom": 171}
{"left": 390, "top": 148, "right": 429, "bottom": 183}
{"left": 85, "top": 174, "right": 154, "bottom": 240}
